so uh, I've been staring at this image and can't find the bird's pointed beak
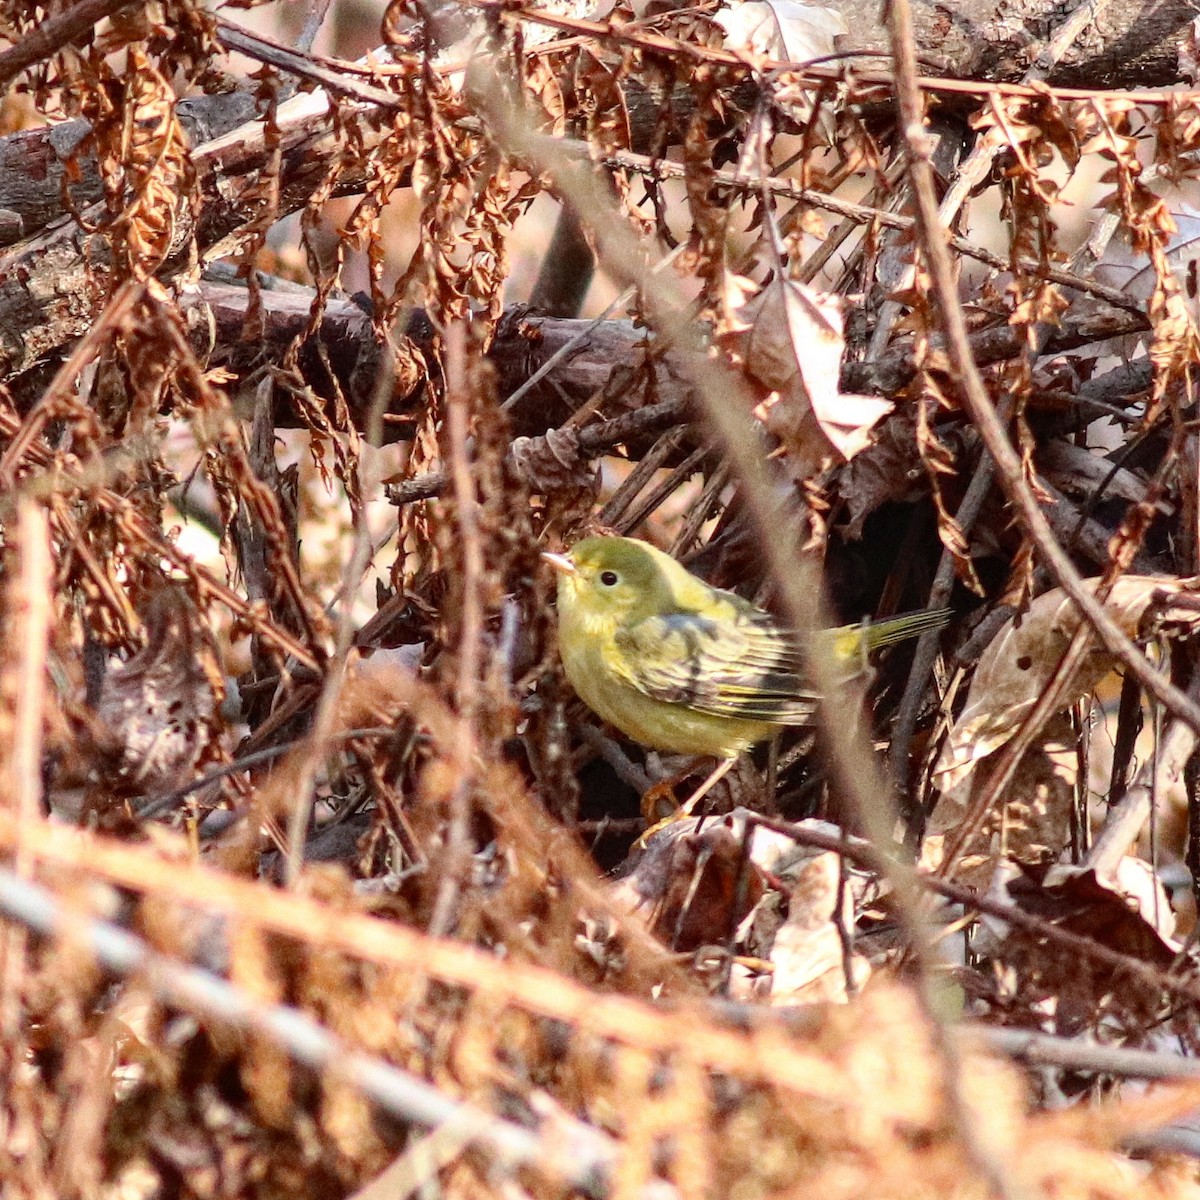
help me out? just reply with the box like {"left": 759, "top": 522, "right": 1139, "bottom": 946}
{"left": 541, "top": 550, "right": 577, "bottom": 575}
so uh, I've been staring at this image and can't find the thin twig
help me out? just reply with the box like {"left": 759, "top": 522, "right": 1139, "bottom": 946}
{"left": 428, "top": 324, "right": 485, "bottom": 939}
{"left": 214, "top": 18, "right": 407, "bottom": 110}
{"left": 592, "top": 142, "right": 1143, "bottom": 316}
{"left": 616, "top": 445, "right": 709, "bottom": 535}
{"left": 0, "top": 0, "right": 145, "bottom": 87}
{"left": 0, "top": 868, "right": 617, "bottom": 1197}
{"left": 1085, "top": 673, "right": 1200, "bottom": 874}
{"left": 885, "top": 3, "right": 1200, "bottom": 753}
{"left": 598, "top": 426, "right": 690, "bottom": 527}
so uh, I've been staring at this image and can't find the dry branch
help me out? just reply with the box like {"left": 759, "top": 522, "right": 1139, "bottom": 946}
{"left": 0, "top": 865, "right": 619, "bottom": 1196}
{"left": 0, "top": 89, "right": 260, "bottom": 244}
{"left": 832, "top": 0, "right": 1198, "bottom": 89}
{"left": 2, "top": 0, "right": 1200, "bottom": 1191}
{"left": 186, "top": 280, "right": 1148, "bottom": 452}
{"left": 0, "top": 0, "right": 145, "bottom": 89}
{"left": 0, "top": 85, "right": 371, "bottom": 376}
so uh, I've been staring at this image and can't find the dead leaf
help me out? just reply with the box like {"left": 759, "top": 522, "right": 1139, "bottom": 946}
{"left": 1041, "top": 856, "right": 1179, "bottom": 951}
{"left": 768, "top": 848, "right": 870, "bottom": 1004}
{"left": 610, "top": 814, "right": 765, "bottom": 951}
{"left": 509, "top": 426, "right": 598, "bottom": 496}
{"left": 729, "top": 274, "right": 893, "bottom": 474}
{"left": 926, "top": 716, "right": 1078, "bottom": 888}
{"left": 713, "top": 0, "right": 846, "bottom": 64}
{"left": 934, "top": 575, "right": 1200, "bottom": 793}
{"left": 94, "top": 589, "right": 222, "bottom": 797}
{"left": 833, "top": 411, "right": 925, "bottom": 540}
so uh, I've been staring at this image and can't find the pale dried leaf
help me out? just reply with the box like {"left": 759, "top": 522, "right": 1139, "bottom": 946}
{"left": 768, "top": 850, "right": 870, "bottom": 1005}
{"left": 926, "top": 718, "right": 1077, "bottom": 887}
{"left": 96, "top": 590, "right": 222, "bottom": 795}
{"left": 934, "top": 575, "right": 1200, "bottom": 792}
{"left": 719, "top": 271, "right": 759, "bottom": 334}
{"left": 713, "top": 0, "right": 846, "bottom": 64}
{"left": 733, "top": 276, "right": 893, "bottom": 471}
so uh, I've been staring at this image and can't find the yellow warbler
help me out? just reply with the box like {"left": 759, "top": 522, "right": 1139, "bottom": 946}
{"left": 545, "top": 535, "right": 950, "bottom": 760}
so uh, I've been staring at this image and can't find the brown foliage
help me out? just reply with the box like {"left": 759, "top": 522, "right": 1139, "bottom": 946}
{"left": 5, "top": 0, "right": 1200, "bottom": 1196}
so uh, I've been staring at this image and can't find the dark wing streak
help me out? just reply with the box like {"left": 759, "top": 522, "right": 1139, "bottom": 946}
{"left": 615, "top": 610, "right": 818, "bottom": 724}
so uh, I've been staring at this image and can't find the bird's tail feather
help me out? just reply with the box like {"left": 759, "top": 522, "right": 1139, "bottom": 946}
{"left": 859, "top": 606, "right": 953, "bottom": 650}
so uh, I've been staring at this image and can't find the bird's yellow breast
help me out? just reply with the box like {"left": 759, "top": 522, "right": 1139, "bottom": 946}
{"left": 556, "top": 595, "right": 773, "bottom": 757}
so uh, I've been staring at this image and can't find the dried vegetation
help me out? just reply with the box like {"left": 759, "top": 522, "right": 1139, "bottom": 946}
{"left": 7, "top": 0, "right": 1200, "bottom": 1196}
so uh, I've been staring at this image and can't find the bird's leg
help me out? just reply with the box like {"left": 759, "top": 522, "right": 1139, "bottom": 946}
{"left": 640, "top": 755, "right": 702, "bottom": 823}
{"left": 636, "top": 755, "right": 739, "bottom": 847}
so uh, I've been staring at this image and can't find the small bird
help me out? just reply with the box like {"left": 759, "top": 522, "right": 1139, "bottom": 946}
{"left": 544, "top": 535, "right": 949, "bottom": 809}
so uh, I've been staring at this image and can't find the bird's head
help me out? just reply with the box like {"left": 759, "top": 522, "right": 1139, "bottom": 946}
{"left": 543, "top": 536, "right": 676, "bottom": 630}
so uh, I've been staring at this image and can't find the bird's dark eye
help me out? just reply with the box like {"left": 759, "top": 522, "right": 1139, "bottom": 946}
{"left": 600, "top": 570, "right": 619, "bottom": 587}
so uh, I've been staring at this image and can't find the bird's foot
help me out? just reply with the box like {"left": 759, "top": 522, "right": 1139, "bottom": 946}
{"left": 636, "top": 756, "right": 738, "bottom": 847}
{"left": 639, "top": 774, "right": 685, "bottom": 825}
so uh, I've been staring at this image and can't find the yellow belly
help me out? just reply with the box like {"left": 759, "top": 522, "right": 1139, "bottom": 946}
{"left": 559, "top": 631, "right": 773, "bottom": 757}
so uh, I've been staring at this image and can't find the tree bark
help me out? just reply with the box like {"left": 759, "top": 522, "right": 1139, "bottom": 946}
{"left": 0, "top": 0, "right": 1185, "bottom": 389}
{"left": 832, "top": 0, "right": 1197, "bottom": 89}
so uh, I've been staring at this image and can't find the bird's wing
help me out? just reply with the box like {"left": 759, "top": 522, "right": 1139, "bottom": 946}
{"left": 613, "top": 608, "right": 819, "bottom": 724}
